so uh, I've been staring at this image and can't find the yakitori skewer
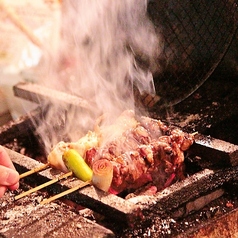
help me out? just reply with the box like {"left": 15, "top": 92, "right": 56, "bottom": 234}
{"left": 15, "top": 171, "right": 73, "bottom": 200}
{"left": 40, "top": 150, "right": 113, "bottom": 204}
{"left": 16, "top": 148, "right": 113, "bottom": 203}
{"left": 19, "top": 162, "right": 50, "bottom": 179}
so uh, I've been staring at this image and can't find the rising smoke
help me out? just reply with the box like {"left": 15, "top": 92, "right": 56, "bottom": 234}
{"left": 36, "top": 0, "right": 162, "bottom": 153}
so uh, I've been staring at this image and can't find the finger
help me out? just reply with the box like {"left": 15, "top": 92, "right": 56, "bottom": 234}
{"left": 8, "top": 182, "right": 19, "bottom": 191}
{"left": 0, "top": 186, "right": 7, "bottom": 198}
{"left": 0, "top": 145, "right": 15, "bottom": 170}
{"left": 0, "top": 166, "right": 19, "bottom": 186}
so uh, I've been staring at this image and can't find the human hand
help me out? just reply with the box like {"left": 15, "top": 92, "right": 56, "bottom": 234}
{"left": 0, "top": 146, "right": 19, "bottom": 198}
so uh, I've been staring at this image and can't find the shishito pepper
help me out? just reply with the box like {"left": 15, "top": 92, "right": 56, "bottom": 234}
{"left": 63, "top": 149, "right": 93, "bottom": 182}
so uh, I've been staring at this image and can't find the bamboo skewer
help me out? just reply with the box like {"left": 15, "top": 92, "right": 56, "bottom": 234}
{"left": 191, "top": 131, "right": 199, "bottom": 136}
{"left": 0, "top": 0, "right": 43, "bottom": 49}
{"left": 15, "top": 171, "right": 73, "bottom": 200}
{"left": 19, "top": 163, "right": 50, "bottom": 179}
{"left": 40, "top": 181, "right": 91, "bottom": 205}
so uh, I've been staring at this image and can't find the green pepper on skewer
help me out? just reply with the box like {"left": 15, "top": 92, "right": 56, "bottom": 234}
{"left": 63, "top": 149, "right": 93, "bottom": 182}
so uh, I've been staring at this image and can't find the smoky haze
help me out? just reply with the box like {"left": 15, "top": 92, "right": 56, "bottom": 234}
{"left": 35, "top": 0, "right": 162, "bottom": 153}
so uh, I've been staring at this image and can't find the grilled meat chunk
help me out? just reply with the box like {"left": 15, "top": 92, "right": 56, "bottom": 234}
{"left": 85, "top": 113, "right": 194, "bottom": 194}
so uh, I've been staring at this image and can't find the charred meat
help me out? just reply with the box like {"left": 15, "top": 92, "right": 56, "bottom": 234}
{"left": 85, "top": 113, "right": 194, "bottom": 194}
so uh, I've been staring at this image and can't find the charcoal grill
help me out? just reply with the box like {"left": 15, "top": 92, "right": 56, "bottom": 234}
{"left": 1, "top": 1, "right": 238, "bottom": 235}
{"left": 0, "top": 62, "right": 238, "bottom": 238}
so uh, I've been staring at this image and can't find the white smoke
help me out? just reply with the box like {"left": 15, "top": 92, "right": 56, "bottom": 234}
{"left": 36, "top": 0, "right": 162, "bottom": 152}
